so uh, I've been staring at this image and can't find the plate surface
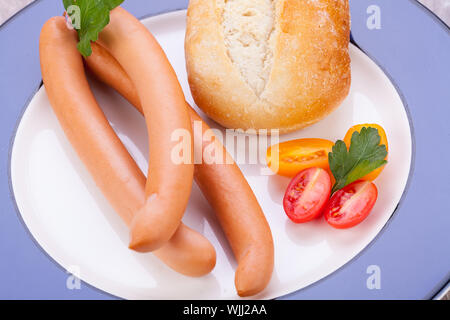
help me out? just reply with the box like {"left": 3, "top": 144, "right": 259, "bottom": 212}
{"left": 10, "top": 10, "right": 412, "bottom": 299}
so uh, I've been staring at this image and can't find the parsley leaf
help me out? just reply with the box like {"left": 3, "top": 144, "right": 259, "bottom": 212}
{"left": 329, "top": 127, "right": 388, "bottom": 193}
{"left": 63, "top": 0, "right": 124, "bottom": 57}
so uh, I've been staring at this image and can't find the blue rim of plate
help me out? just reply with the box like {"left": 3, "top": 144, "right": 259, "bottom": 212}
{"left": 0, "top": 0, "right": 448, "bottom": 300}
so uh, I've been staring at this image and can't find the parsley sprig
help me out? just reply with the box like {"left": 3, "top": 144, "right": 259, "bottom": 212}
{"left": 329, "top": 127, "right": 388, "bottom": 194}
{"left": 63, "top": 0, "right": 124, "bottom": 57}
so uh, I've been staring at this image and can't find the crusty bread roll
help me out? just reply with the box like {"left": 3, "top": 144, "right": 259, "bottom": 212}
{"left": 185, "top": 0, "right": 351, "bottom": 133}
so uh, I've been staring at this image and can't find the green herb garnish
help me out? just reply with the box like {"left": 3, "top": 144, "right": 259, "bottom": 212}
{"left": 329, "top": 127, "right": 388, "bottom": 194}
{"left": 63, "top": 0, "right": 124, "bottom": 57}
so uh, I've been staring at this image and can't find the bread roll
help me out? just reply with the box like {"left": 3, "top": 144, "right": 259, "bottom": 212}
{"left": 185, "top": 0, "right": 351, "bottom": 133}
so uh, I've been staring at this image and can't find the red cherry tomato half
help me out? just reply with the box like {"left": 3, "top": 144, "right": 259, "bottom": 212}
{"left": 324, "top": 181, "right": 378, "bottom": 229}
{"left": 283, "top": 167, "right": 332, "bottom": 223}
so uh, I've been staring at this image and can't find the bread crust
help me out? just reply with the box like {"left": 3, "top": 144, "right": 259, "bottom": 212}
{"left": 185, "top": 0, "right": 351, "bottom": 133}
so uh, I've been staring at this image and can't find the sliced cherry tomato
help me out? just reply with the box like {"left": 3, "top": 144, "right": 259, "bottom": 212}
{"left": 344, "top": 124, "right": 388, "bottom": 181}
{"left": 324, "top": 180, "right": 378, "bottom": 229}
{"left": 283, "top": 167, "right": 332, "bottom": 223}
{"left": 267, "top": 138, "right": 334, "bottom": 177}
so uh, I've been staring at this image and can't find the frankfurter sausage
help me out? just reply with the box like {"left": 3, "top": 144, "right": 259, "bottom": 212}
{"left": 97, "top": 7, "right": 194, "bottom": 252}
{"left": 85, "top": 42, "right": 274, "bottom": 297}
{"left": 40, "top": 17, "right": 215, "bottom": 277}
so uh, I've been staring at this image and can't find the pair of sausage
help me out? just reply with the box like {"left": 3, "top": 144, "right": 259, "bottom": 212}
{"left": 39, "top": 16, "right": 215, "bottom": 277}
{"left": 40, "top": 7, "right": 273, "bottom": 296}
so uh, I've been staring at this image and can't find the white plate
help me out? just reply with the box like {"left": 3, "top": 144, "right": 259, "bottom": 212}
{"left": 10, "top": 10, "right": 412, "bottom": 300}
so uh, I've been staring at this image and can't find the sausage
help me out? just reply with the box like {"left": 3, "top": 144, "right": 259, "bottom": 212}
{"left": 85, "top": 42, "right": 274, "bottom": 297}
{"left": 192, "top": 112, "right": 275, "bottom": 297}
{"left": 39, "top": 16, "right": 216, "bottom": 277}
{"left": 97, "top": 7, "right": 194, "bottom": 252}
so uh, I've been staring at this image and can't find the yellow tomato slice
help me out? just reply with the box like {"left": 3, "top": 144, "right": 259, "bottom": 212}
{"left": 266, "top": 138, "right": 334, "bottom": 177}
{"left": 343, "top": 124, "right": 388, "bottom": 181}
